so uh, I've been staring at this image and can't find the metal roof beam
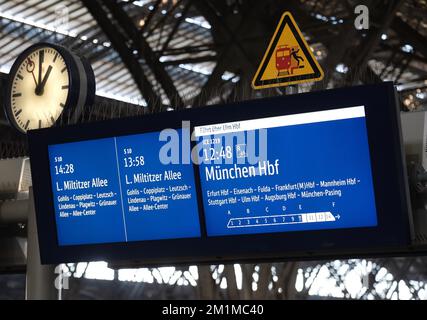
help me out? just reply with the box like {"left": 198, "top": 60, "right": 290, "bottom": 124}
{"left": 162, "top": 54, "right": 217, "bottom": 66}
{"left": 392, "top": 17, "right": 427, "bottom": 59}
{"left": 82, "top": 0, "right": 160, "bottom": 110}
{"left": 102, "top": 0, "right": 184, "bottom": 109}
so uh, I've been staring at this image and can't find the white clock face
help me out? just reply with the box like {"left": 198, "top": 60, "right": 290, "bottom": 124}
{"left": 10, "top": 47, "right": 69, "bottom": 132}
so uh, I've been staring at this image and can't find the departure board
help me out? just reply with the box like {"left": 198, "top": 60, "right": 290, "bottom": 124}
{"left": 28, "top": 82, "right": 412, "bottom": 265}
{"left": 195, "top": 106, "right": 378, "bottom": 236}
{"left": 48, "top": 129, "right": 201, "bottom": 245}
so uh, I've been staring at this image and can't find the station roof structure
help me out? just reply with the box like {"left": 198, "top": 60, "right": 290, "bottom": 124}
{"left": 1, "top": 0, "right": 427, "bottom": 299}
{"left": 0, "top": 0, "right": 426, "bottom": 146}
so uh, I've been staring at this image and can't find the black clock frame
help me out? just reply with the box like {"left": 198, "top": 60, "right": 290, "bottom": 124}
{"left": 3, "top": 42, "right": 95, "bottom": 134}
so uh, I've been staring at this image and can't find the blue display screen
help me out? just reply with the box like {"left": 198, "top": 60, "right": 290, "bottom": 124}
{"left": 195, "top": 106, "right": 378, "bottom": 237}
{"left": 48, "top": 129, "right": 201, "bottom": 246}
{"left": 48, "top": 106, "right": 378, "bottom": 245}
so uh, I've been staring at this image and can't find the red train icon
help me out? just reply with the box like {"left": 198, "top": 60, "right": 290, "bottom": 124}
{"left": 275, "top": 45, "right": 304, "bottom": 76}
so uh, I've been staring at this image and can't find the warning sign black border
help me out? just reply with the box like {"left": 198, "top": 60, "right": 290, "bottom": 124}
{"left": 253, "top": 14, "right": 323, "bottom": 88}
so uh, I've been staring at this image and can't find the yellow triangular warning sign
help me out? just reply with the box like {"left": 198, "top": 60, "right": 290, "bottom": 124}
{"left": 252, "top": 12, "right": 324, "bottom": 89}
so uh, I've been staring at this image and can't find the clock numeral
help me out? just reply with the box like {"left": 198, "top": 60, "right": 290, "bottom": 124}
{"left": 25, "top": 120, "right": 30, "bottom": 130}
{"left": 39, "top": 120, "right": 42, "bottom": 129}
{"left": 14, "top": 109, "right": 22, "bottom": 117}
{"left": 60, "top": 103, "right": 65, "bottom": 108}
{"left": 12, "top": 93, "right": 22, "bottom": 98}
{"left": 61, "top": 85, "right": 69, "bottom": 90}
{"left": 61, "top": 66, "right": 67, "bottom": 73}
{"left": 53, "top": 53, "right": 58, "bottom": 63}
{"left": 17, "top": 74, "right": 23, "bottom": 80}
{"left": 50, "top": 116, "right": 55, "bottom": 124}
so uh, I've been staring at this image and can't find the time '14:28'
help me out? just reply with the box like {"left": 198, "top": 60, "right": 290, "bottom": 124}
{"left": 54, "top": 163, "right": 75, "bottom": 175}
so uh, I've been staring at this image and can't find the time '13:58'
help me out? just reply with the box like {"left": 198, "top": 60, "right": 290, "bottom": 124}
{"left": 123, "top": 147, "right": 145, "bottom": 168}
{"left": 123, "top": 156, "right": 145, "bottom": 168}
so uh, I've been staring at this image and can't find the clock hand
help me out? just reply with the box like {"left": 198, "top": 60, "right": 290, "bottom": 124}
{"left": 38, "top": 50, "right": 44, "bottom": 88}
{"left": 31, "top": 71, "right": 38, "bottom": 87}
{"left": 26, "top": 58, "right": 38, "bottom": 87}
{"left": 35, "top": 65, "right": 52, "bottom": 96}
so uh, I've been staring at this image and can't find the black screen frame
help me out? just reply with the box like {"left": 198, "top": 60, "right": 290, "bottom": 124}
{"left": 28, "top": 82, "right": 413, "bottom": 265}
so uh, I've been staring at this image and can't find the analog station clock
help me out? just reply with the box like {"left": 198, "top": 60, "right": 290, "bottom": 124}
{"left": 4, "top": 43, "right": 95, "bottom": 133}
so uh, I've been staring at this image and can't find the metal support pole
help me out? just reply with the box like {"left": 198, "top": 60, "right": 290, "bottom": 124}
{"left": 25, "top": 188, "right": 59, "bottom": 300}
